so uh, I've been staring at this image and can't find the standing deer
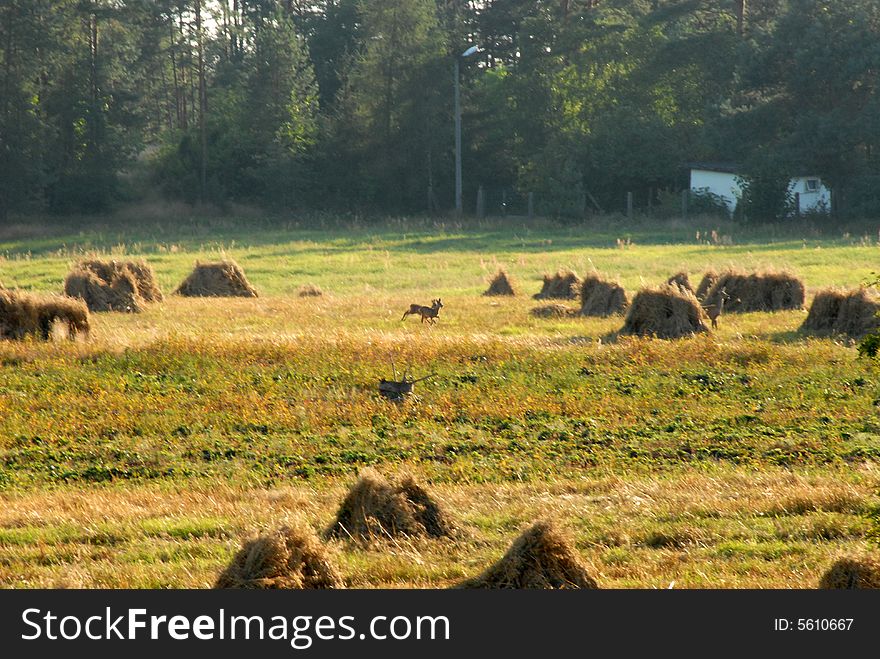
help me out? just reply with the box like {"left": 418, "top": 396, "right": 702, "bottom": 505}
{"left": 401, "top": 298, "right": 443, "bottom": 324}
{"left": 703, "top": 287, "right": 731, "bottom": 329}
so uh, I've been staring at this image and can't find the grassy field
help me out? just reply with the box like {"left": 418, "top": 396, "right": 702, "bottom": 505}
{"left": 1, "top": 214, "right": 880, "bottom": 588}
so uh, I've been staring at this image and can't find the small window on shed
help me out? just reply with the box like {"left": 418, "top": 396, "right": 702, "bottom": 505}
{"left": 805, "top": 178, "right": 820, "bottom": 192}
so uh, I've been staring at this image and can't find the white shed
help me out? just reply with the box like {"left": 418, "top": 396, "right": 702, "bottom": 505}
{"left": 688, "top": 163, "right": 831, "bottom": 216}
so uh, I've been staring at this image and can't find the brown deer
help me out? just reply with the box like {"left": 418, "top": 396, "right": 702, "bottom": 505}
{"left": 402, "top": 298, "right": 443, "bottom": 324}
{"left": 703, "top": 287, "right": 731, "bottom": 329}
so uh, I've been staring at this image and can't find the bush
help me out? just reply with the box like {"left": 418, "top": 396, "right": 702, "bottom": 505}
{"left": 687, "top": 188, "right": 732, "bottom": 218}
{"left": 734, "top": 174, "right": 795, "bottom": 223}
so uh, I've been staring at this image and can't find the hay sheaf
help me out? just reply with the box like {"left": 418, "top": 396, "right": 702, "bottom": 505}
{"left": 667, "top": 272, "right": 694, "bottom": 295}
{"left": 533, "top": 269, "right": 581, "bottom": 300}
{"left": 35, "top": 295, "right": 90, "bottom": 339}
{"left": 0, "top": 289, "right": 89, "bottom": 340}
{"left": 818, "top": 558, "right": 880, "bottom": 589}
{"left": 703, "top": 270, "right": 805, "bottom": 313}
{"left": 298, "top": 284, "right": 323, "bottom": 297}
{"left": 801, "top": 287, "right": 880, "bottom": 338}
{"left": 457, "top": 521, "right": 599, "bottom": 589}
{"left": 175, "top": 260, "right": 259, "bottom": 298}
{"left": 621, "top": 284, "right": 709, "bottom": 339}
{"left": 63, "top": 258, "right": 158, "bottom": 313}
{"left": 695, "top": 270, "right": 718, "bottom": 301}
{"left": 215, "top": 525, "right": 342, "bottom": 589}
{"left": 325, "top": 469, "right": 454, "bottom": 543}
{"left": 77, "top": 259, "right": 163, "bottom": 302}
{"left": 530, "top": 303, "right": 579, "bottom": 318}
{"left": 579, "top": 274, "right": 628, "bottom": 316}
{"left": 484, "top": 269, "right": 518, "bottom": 296}
{"left": 121, "top": 260, "right": 163, "bottom": 302}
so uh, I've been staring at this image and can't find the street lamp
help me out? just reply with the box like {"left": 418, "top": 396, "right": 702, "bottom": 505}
{"left": 455, "top": 45, "right": 479, "bottom": 215}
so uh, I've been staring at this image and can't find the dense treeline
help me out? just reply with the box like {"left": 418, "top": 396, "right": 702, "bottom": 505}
{"left": 1, "top": 0, "right": 878, "bottom": 220}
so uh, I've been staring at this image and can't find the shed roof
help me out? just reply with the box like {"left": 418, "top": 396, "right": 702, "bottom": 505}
{"left": 686, "top": 161, "right": 741, "bottom": 174}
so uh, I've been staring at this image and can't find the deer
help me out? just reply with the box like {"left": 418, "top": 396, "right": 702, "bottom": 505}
{"left": 401, "top": 298, "right": 443, "bottom": 324}
{"left": 703, "top": 287, "right": 731, "bottom": 329}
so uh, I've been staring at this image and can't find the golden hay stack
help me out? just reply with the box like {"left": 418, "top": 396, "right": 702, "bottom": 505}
{"left": 457, "top": 521, "right": 599, "bottom": 589}
{"left": 63, "top": 258, "right": 161, "bottom": 313}
{"left": 215, "top": 525, "right": 342, "bottom": 589}
{"left": 35, "top": 294, "right": 90, "bottom": 339}
{"left": 818, "top": 558, "right": 880, "bottom": 589}
{"left": 484, "top": 269, "right": 518, "bottom": 296}
{"left": 801, "top": 287, "right": 880, "bottom": 338}
{"left": 0, "top": 288, "right": 38, "bottom": 339}
{"left": 667, "top": 272, "right": 694, "bottom": 295}
{"left": 533, "top": 269, "right": 581, "bottom": 300}
{"left": 64, "top": 266, "right": 143, "bottom": 313}
{"left": 77, "top": 258, "right": 163, "bottom": 302}
{"left": 325, "top": 469, "right": 454, "bottom": 543}
{"left": 579, "top": 274, "right": 628, "bottom": 316}
{"left": 621, "top": 284, "right": 709, "bottom": 339}
{"left": 530, "top": 303, "right": 579, "bottom": 318}
{"left": 298, "top": 283, "right": 323, "bottom": 297}
{"left": 0, "top": 289, "right": 89, "bottom": 340}
{"left": 695, "top": 270, "right": 718, "bottom": 301}
{"left": 175, "top": 260, "right": 259, "bottom": 298}
{"left": 703, "top": 270, "right": 805, "bottom": 313}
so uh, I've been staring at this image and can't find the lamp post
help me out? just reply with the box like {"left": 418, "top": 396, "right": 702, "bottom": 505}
{"left": 455, "top": 45, "right": 479, "bottom": 215}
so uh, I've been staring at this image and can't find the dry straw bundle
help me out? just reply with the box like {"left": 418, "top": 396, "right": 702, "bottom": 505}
{"left": 703, "top": 270, "right": 805, "bottom": 313}
{"left": 801, "top": 287, "right": 880, "bottom": 338}
{"left": 325, "top": 469, "right": 454, "bottom": 543}
{"left": 484, "top": 269, "right": 517, "bottom": 296}
{"left": 695, "top": 270, "right": 718, "bottom": 301}
{"left": 215, "top": 525, "right": 342, "bottom": 589}
{"left": 298, "top": 283, "right": 324, "bottom": 297}
{"left": 458, "top": 521, "right": 599, "bottom": 589}
{"left": 64, "top": 259, "right": 162, "bottom": 312}
{"left": 667, "top": 272, "right": 694, "bottom": 295}
{"left": 579, "top": 274, "right": 628, "bottom": 316}
{"left": 77, "top": 259, "right": 163, "bottom": 302}
{"left": 533, "top": 269, "right": 581, "bottom": 300}
{"left": 818, "top": 558, "right": 880, "bottom": 589}
{"left": 0, "top": 289, "right": 36, "bottom": 339}
{"left": 175, "top": 260, "right": 258, "bottom": 298}
{"left": 621, "top": 284, "right": 709, "bottom": 339}
{"left": 0, "top": 289, "right": 89, "bottom": 340}
{"left": 530, "top": 303, "right": 579, "bottom": 318}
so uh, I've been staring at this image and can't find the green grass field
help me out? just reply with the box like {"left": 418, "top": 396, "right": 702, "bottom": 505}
{"left": 1, "top": 215, "right": 880, "bottom": 588}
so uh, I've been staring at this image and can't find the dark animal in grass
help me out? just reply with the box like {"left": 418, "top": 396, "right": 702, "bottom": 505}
{"left": 702, "top": 287, "right": 731, "bottom": 329}
{"left": 402, "top": 298, "right": 443, "bottom": 324}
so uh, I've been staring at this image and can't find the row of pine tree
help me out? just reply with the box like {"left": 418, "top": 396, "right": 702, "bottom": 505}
{"left": 1, "top": 1, "right": 878, "bottom": 220}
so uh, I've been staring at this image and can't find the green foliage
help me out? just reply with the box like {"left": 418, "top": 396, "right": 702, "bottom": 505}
{"left": 687, "top": 188, "right": 731, "bottom": 218}
{"left": 734, "top": 173, "right": 795, "bottom": 224}
{"left": 152, "top": 7, "right": 318, "bottom": 207}
{"left": 3, "top": 0, "right": 880, "bottom": 217}
{"left": 858, "top": 334, "right": 880, "bottom": 359}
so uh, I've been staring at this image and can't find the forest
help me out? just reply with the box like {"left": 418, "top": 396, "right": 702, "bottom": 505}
{"left": 1, "top": 0, "right": 878, "bottom": 220}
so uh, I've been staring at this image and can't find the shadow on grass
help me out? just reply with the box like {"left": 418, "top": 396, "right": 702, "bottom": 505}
{"left": 3, "top": 213, "right": 857, "bottom": 259}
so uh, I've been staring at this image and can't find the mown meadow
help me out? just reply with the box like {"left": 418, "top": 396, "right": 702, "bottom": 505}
{"left": 1, "top": 214, "right": 880, "bottom": 588}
